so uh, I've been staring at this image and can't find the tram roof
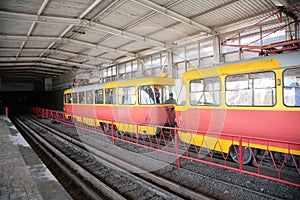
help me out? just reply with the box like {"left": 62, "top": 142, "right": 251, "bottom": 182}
{"left": 183, "top": 51, "right": 300, "bottom": 80}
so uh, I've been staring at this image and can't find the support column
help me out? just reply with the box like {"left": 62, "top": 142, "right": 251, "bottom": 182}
{"left": 137, "top": 58, "right": 149, "bottom": 77}
{"left": 286, "top": 19, "right": 298, "bottom": 40}
{"left": 239, "top": 32, "right": 242, "bottom": 60}
{"left": 213, "top": 35, "right": 220, "bottom": 64}
{"left": 167, "top": 50, "right": 173, "bottom": 78}
{"left": 45, "top": 78, "right": 52, "bottom": 91}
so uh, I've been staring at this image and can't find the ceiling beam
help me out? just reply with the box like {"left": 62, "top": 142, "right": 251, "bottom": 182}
{"left": 0, "top": 75, "right": 48, "bottom": 80}
{"left": 269, "top": 0, "right": 289, "bottom": 7}
{"left": 131, "top": 0, "right": 215, "bottom": 35}
{"left": 0, "top": 65, "right": 67, "bottom": 73}
{"left": 0, "top": 57, "right": 97, "bottom": 69}
{"left": 42, "top": 0, "right": 105, "bottom": 59}
{"left": 219, "top": 9, "right": 278, "bottom": 33}
{"left": 0, "top": 68, "right": 64, "bottom": 75}
{"left": 0, "top": 62, "right": 79, "bottom": 70}
{"left": 16, "top": 0, "right": 51, "bottom": 58}
{"left": 0, "top": 70, "right": 61, "bottom": 76}
{"left": 219, "top": 18, "right": 286, "bottom": 39}
{"left": 0, "top": 10, "right": 165, "bottom": 47}
{"left": 0, "top": 48, "right": 112, "bottom": 63}
{"left": 190, "top": 0, "right": 240, "bottom": 18}
{"left": 79, "top": 0, "right": 104, "bottom": 19}
{"left": 0, "top": 75, "right": 42, "bottom": 78}
{"left": 0, "top": 34, "right": 133, "bottom": 57}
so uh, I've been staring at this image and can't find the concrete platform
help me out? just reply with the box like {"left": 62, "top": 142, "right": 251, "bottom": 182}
{"left": 0, "top": 116, "right": 72, "bottom": 200}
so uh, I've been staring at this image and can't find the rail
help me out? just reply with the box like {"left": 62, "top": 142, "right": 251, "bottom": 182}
{"left": 30, "top": 107, "right": 300, "bottom": 188}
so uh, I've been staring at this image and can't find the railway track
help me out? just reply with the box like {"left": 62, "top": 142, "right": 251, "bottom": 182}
{"left": 13, "top": 115, "right": 213, "bottom": 200}
{"left": 25, "top": 114, "right": 300, "bottom": 200}
{"left": 82, "top": 121, "right": 300, "bottom": 185}
{"left": 106, "top": 124, "right": 300, "bottom": 185}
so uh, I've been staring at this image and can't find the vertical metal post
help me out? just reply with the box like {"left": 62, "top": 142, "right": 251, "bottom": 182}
{"left": 72, "top": 116, "right": 75, "bottom": 127}
{"left": 112, "top": 123, "right": 115, "bottom": 145}
{"left": 136, "top": 124, "right": 139, "bottom": 144}
{"left": 81, "top": 116, "right": 84, "bottom": 134}
{"left": 279, "top": 10, "right": 282, "bottom": 23}
{"left": 238, "top": 33, "right": 241, "bottom": 60}
{"left": 239, "top": 137, "right": 243, "bottom": 172}
{"left": 63, "top": 113, "right": 66, "bottom": 128}
{"left": 174, "top": 128, "right": 181, "bottom": 168}
{"left": 295, "top": 22, "right": 298, "bottom": 40}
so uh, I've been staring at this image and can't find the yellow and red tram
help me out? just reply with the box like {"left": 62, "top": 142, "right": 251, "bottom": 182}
{"left": 63, "top": 76, "right": 176, "bottom": 135}
{"left": 175, "top": 52, "right": 300, "bottom": 164}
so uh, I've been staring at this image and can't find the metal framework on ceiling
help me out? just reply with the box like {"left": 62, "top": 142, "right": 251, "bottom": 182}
{"left": 221, "top": 5, "right": 300, "bottom": 55}
{"left": 0, "top": 0, "right": 299, "bottom": 83}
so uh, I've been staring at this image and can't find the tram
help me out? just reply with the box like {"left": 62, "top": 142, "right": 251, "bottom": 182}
{"left": 175, "top": 51, "right": 300, "bottom": 165}
{"left": 63, "top": 76, "right": 176, "bottom": 135}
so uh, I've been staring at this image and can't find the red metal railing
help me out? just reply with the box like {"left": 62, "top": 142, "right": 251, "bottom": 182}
{"left": 1, "top": 106, "right": 8, "bottom": 117}
{"left": 31, "top": 107, "right": 300, "bottom": 188}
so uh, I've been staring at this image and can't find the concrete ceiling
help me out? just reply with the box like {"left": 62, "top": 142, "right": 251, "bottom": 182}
{"left": 0, "top": 0, "right": 299, "bottom": 82}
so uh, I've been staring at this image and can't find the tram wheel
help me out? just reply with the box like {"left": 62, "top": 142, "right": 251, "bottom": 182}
{"left": 230, "top": 145, "right": 252, "bottom": 165}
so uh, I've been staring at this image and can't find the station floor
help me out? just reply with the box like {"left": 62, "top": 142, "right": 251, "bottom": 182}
{"left": 0, "top": 115, "right": 72, "bottom": 200}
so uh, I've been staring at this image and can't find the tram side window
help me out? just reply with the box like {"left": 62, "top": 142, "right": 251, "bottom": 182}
{"left": 95, "top": 89, "right": 103, "bottom": 104}
{"left": 226, "top": 72, "right": 275, "bottom": 106}
{"left": 65, "top": 93, "right": 72, "bottom": 103}
{"left": 72, "top": 92, "right": 78, "bottom": 104}
{"left": 283, "top": 68, "right": 300, "bottom": 107}
{"left": 79, "top": 91, "right": 85, "bottom": 104}
{"left": 105, "top": 88, "right": 116, "bottom": 104}
{"left": 190, "top": 77, "right": 220, "bottom": 106}
{"left": 119, "top": 86, "right": 136, "bottom": 105}
{"left": 139, "top": 86, "right": 156, "bottom": 104}
{"left": 86, "top": 90, "right": 93, "bottom": 104}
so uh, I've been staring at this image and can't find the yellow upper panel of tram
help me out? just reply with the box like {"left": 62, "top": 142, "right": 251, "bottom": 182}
{"left": 64, "top": 89, "right": 72, "bottom": 94}
{"left": 104, "top": 77, "right": 175, "bottom": 88}
{"left": 183, "top": 59, "right": 280, "bottom": 80}
{"left": 64, "top": 77, "right": 175, "bottom": 94}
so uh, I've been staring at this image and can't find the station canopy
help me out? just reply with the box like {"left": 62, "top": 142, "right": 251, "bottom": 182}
{"left": 0, "top": 0, "right": 299, "bottom": 84}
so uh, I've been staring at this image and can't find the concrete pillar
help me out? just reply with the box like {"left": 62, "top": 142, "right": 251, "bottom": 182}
{"left": 213, "top": 35, "right": 220, "bottom": 64}
{"left": 137, "top": 58, "right": 143, "bottom": 76}
{"left": 167, "top": 51, "right": 173, "bottom": 78}
{"left": 45, "top": 78, "right": 52, "bottom": 91}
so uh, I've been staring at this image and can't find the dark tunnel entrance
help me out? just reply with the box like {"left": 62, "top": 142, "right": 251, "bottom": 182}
{"left": 0, "top": 90, "right": 64, "bottom": 115}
